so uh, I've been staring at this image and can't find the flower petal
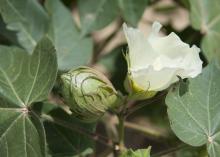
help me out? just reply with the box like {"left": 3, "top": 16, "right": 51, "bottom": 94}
{"left": 176, "top": 45, "right": 202, "bottom": 78}
{"left": 131, "top": 67, "right": 178, "bottom": 91}
{"left": 149, "top": 32, "right": 189, "bottom": 59}
{"left": 123, "top": 21, "right": 203, "bottom": 94}
{"left": 123, "top": 23, "right": 157, "bottom": 70}
{"left": 148, "top": 23, "right": 202, "bottom": 78}
{"left": 148, "top": 21, "right": 162, "bottom": 39}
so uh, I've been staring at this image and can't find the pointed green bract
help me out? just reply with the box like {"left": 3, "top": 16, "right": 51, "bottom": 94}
{"left": 45, "top": 0, "right": 93, "bottom": 70}
{"left": 0, "top": 0, "right": 49, "bottom": 52}
{"left": 0, "top": 37, "right": 57, "bottom": 106}
{"left": 166, "top": 62, "right": 220, "bottom": 157}
{"left": 189, "top": 0, "right": 220, "bottom": 62}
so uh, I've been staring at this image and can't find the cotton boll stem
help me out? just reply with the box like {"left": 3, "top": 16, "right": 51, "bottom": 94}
{"left": 118, "top": 115, "right": 125, "bottom": 152}
{"left": 115, "top": 97, "right": 128, "bottom": 155}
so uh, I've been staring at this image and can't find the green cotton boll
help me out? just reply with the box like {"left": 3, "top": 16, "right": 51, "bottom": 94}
{"left": 60, "top": 66, "right": 122, "bottom": 123}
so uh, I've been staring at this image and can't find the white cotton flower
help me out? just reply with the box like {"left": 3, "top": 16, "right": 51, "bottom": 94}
{"left": 123, "top": 21, "right": 202, "bottom": 99}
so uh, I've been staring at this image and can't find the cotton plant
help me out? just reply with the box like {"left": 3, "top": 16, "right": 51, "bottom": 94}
{"left": 1, "top": 0, "right": 219, "bottom": 156}
{"left": 57, "top": 21, "right": 204, "bottom": 154}
{"left": 0, "top": 21, "right": 205, "bottom": 157}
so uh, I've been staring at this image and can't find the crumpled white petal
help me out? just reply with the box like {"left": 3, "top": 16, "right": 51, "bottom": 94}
{"left": 123, "top": 23, "right": 157, "bottom": 70}
{"left": 131, "top": 67, "right": 177, "bottom": 91}
{"left": 123, "top": 21, "right": 203, "bottom": 92}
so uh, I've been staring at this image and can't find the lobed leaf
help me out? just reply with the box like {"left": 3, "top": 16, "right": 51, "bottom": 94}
{"left": 36, "top": 103, "right": 96, "bottom": 157}
{"left": 0, "top": 107, "right": 46, "bottom": 157}
{"left": 0, "top": 37, "right": 57, "bottom": 106}
{"left": 166, "top": 62, "right": 220, "bottom": 157}
{"left": 0, "top": 0, "right": 49, "bottom": 52}
{"left": 45, "top": 0, "right": 93, "bottom": 70}
{"left": 189, "top": 0, "right": 220, "bottom": 62}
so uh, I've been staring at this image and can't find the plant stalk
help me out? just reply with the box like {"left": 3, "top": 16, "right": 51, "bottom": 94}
{"left": 116, "top": 96, "right": 130, "bottom": 155}
{"left": 41, "top": 114, "right": 113, "bottom": 148}
{"left": 118, "top": 115, "right": 125, "bottom": 151}
{"left": 124, "top": 121, "right": 167, "bottom": 139}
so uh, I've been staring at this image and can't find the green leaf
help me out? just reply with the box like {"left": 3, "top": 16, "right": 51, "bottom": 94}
{"left": 118, "top": 0, "right": 149, "bottom": 26}
{"left": 0, "top": 0, "right": 49, "bottom": 52}
{"left": 0, "top": 37, "right": 57, "bottom": 106}
{"left": 120, "top": 147, "right": 151, "bottom": 157}
{"left": 175, "top": 146, "right": 207, "bottom": 157}
{"left": 45, "top": 0, "right": 93, "bottom": 70}
{"left": 166, "top": 62, "right": 220, "bottom": 157}
{"left": 0, "top": 37, "right": 57, "bottom": 157}
{"left": 38, "top": 103, "right": 95, "bottom": 157}
{"left": 0, "top": 104, "right": 46, "bottom": 157}
{"left": 0, "top": 15, "right": 18, "bottom": 45}
{"left": 78, "top": 0, "right": 118, "bottom": 35}
{"left": 188, "top": 0, "right": 220, "bottom": 62}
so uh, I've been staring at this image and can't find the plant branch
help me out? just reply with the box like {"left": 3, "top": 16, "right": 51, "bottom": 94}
{"left": 41, "top": 114, "right": 113, "bottom": 148}
{"left": 118, "top": 115, "right": 125, "bottom": 151}
{"left": 126, "top": 91, "right": 167, "bottom": 116}
{"left": 114, "top": 97, "right": 129, "bottom": 156}
{"left": 124, "top": 121, "right": 167, "bottom": 140}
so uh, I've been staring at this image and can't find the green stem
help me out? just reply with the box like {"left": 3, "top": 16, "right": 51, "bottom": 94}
{"left": 116, "top": 97, "right": 129, "bottom": 154}
{"left": 118, "top": 115, "right": 125, "bottom": 151}
{"left": 124, "top": 121, "right": 167, "bottom": 139}
{"left": 126, "top": 91, "right": 167, "bottom": 116}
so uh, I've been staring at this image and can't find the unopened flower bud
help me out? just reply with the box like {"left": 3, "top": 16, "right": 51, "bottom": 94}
{"left": 60, "top": 67, "right": 122, "bottom": 122}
